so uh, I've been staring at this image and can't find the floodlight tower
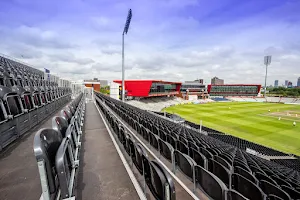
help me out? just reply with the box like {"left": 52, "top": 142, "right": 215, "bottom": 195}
{"left": 264, "top": 55, "right": 272, "bottom": 97}
{"left": 122, "top": 9, "right": 132, "bottom": 102}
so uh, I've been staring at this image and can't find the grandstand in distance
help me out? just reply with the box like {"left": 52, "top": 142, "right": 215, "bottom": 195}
{"left": 1, "top": 55, "right": 300, "bottom": 200}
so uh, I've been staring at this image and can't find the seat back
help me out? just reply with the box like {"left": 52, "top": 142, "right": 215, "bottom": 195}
{"left": 149, "top": 131, "right": 159, "bottom": 150}
{"left": 60, "top": 108, "right": 72, "bottom": 124}
{"left": 234, "top": 166, "right": 258, "bottom": 184}
{"left": 52, "top": 116, "right": 69, "bottom": 137}
{"left": 33, "top": 128, "right": 62, "bottom": 196}
{"left": 176, "top": 140, "right": 189, "bottom": 155}
{"left": 281, "top": 185, "right": 300, "bottom": 200}
{"left": 209, "top": 159, "right": 231, "bottom": 187}
{"left": 189, "top": 147, "right": 207, "bottom": 169}
{"left": 259, "top": 180, "right": 291, "bottom": 200}
{"left": 174, "top": 150, "right": 196, "bottom": 179}
{"left": 232, "top": 173, "right": 266, "bottom": 200}
{"left": 215, "top": 155, "right": 232, "bottom": 171}
{"left": 255, "top": 171, "right": 278, "bottom": 186}
{"left": 133, "top": 143, "right": 148, "bottom": 175}
{"left": 227, "top": 190, "right": 249, "bottom": 200}
{"left": 166, "top": 134, "right": 177, "bottom": 149}
{"left": 195, "top": 165, "right": 228, "bottom": 200}
{"left": 144, "top": 157, "right": 176, "bottom": 200}
{"left": 159, "top": 139, "right": 174, "bottom": 162}
{"left": 55, "top": 137, "right": 75, "bottom": 199}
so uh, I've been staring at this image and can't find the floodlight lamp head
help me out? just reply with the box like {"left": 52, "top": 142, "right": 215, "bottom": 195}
{"left": 123, "top": 9, "right": 132, "bottom": 35}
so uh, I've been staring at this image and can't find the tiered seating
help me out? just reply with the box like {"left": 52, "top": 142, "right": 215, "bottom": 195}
{"left": 33, "top": 93, "right": 85, "bottom": 200}
{"left": 227, "top": 97, "right": 246, "bottom": 102}
{"left": 294, "top": 98, "right": 300, "bottom": 104}
{"left": 0, "top": 56, "right": 71, "bottom": 152}
{"left": 266, "top": 97, "right": 281, "bottom": 103}
{"left": 208, "top": 134, "right": 288, "bottom": 156}
{"left": 255, "top": 98, "right": 266, "bottom": 102}
{"left": 280, "top": 98, "right": 296, "bottom": 104}
{"left": 210, "top": 97, "right": 230, "bottom": 102}
{"left": 242, "top": 97, "right": 257, "bottom": 102}
{"left": 271, "top": 159, "right": 300, "bottom": 172}
{"left": 95, "top": 92, "right": 300, "bottom": 200}
{"left": 184, "top": 120, "right": 225, "bottom": 134}
{"left": 95, "top": 94, "right": 176, "bottom": 200}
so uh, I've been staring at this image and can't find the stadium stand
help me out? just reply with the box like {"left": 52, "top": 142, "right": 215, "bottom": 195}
{"left": 127, "top": 97, "right": 216, "bottom": 112}
{"left": 255, "top": 98, "right": 267, "bottom": 102}
{"left": 34, "top": 93, "right": 85, "bottom": 200}
{"left": 95, "top": 91, "right": 300, "bottom": 200}
{"left": 280, "top": 98, "right": 297, "bottom": 104}
{"left": 0, "top": 55, "right": 71, "bottom": 152}
{"left": 95, "top": 94, "right": 177, "bottom": 200}
{"left": 266, "top": 97, "right": 281, "bottom": 103}
{"left": 208, "top": 134, "right": 288, "bottom": 156}
{"left": 210, "top": 97, "right": 230, "bottom": 102}
{"left": 271, "top": 159, "right": 300, "bottom": 173}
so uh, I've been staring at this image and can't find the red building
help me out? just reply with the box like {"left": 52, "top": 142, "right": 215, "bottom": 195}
{"left": 113, "top": 80, "right": 182, "bottom": 98}
{"left": 208, "top": 84, "right": 261, "bottom": 96}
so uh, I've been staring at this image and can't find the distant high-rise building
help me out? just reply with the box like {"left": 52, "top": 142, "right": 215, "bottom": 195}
{"left": 211, "top": 77, "right": 224, "bottom": 85}
{"left": 285, "top": 80, "right": 289, "bottom": 86}
{"left": 288, "top": 81, "right": 293, "bottom": 88}
{"left": 274, "top": 80, "right": 279, "bottom": 87}
{"left": 297, "top": 77, "right": 300, "bottom": 87}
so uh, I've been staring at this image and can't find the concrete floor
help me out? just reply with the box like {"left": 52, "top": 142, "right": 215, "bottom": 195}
{"left": 0, "top": 106, "right": 68, "bottom": 200}
{"left": 77, "top": 102, "right": 139, "bottom": 200}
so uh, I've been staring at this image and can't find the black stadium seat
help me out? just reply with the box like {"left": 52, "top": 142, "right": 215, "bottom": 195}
{"left": 52, "top": 116, "right": 69, "bottom": 137}
{"left": 149, "top": 131, "right": 159, "bottom": 150}
{"left": 189, "top": 147, "right": 207, "bottom": 169}
{"left": 195, "top": 165, "right": 228, "bottom": 200}
{"left": 234, "top": 166, "right": 258, "bottom": 184}
{"left": 33, "top": 92, "right": 84, "bottom": 199}
{"left": 231, "top": 173, "right": 266, "bottom": 200}
{"left": 133, "top": 143, "right": 148, "bottom": 175}
{"left": 34, "top": 128, "right": 62, "bottom": 199}
{"left": 259, "top": 180, "right": 291, "bottom": 200}
{"left": 281, "top": 185, "right": 300, "bottom": 200}
{"left": 93, "top": 91, "right": 300, "bottom": 200}
{"left": 143, "top": 155, "right": 176, "bottom": 200}
{"left": 209, "top": 159, "right": 231, "bottom": 187}
{"left": 227, "top": 190, "right": 249, "bottom": 200}
{"left": 174, "top": 150, "right": 196, "bottom": 180}
{"left": 159, "top": 139, "right": 174, "bottom": 162}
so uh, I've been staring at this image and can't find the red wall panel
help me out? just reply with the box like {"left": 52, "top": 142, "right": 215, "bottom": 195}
{"left": 114, "top": 80, "right": 153, "bottom": 97}
{"left": 114, "top": 80, "right": 182, "bottom": 97}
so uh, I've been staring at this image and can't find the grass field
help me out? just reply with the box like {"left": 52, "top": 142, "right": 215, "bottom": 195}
{"left": 163, "top": 102, "right": 300, "bottom": 156}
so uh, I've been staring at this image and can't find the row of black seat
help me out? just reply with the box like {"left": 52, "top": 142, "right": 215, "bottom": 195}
{"left": 271, "top": 159, "right": 300, "bottom": 173}
{"left": 1, "top": 56, "right": 44, "bottom": 78}
{"left": 34, "top": 93, "right": 85, "bottom": 200}
{"left": 183, "top": 117, "right": 289, "bottom": 157}
{"left": 209, "top": 134, "right": 288, "bottom": 156}
{"left": 95, "top": 95, "right": 176, "bottom": 200}
{"left": 0, "top": 55, "right": 72, "bottom": 151}
{"left": 95, "top": 92, "right": 300, "bottom": 200}
{"left": 159, "top": 111, "right": 300, "bottom": 172}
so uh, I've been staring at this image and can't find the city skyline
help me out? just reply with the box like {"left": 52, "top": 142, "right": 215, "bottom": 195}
{"left": 0, "top": 0, "right": 299, "bottom": 84}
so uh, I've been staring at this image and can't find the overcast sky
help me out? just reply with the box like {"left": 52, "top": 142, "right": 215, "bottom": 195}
{"left": 0, "top": 0, "right": 299, "bottom": 85}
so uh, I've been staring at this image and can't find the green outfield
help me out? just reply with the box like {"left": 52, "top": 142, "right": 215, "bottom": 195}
{"left": 163, "top": 102, "right": 300, "bottom": 156}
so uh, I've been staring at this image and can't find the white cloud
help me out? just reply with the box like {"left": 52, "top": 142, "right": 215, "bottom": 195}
{"left": 0, "top": 0, "right": 299, "bottom": 86}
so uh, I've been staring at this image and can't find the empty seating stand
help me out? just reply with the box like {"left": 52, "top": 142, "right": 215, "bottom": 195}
{"left": 0, "top": 56, "right": 72, "bottom": 152}
{"left": 34, "top": 93, "right": 85, "bottom": 200}
{"left": 95, "top": 94, "right": 176, "bottom": 200}
{"left": 94, "top": 91, "right": 300, "bottom": 200}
